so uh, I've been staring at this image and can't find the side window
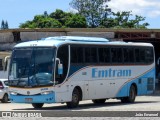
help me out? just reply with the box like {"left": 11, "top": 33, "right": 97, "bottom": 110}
{"left": 128, "top": 48, "right": 134, "bottom": 63}
{"left": 111, "top": 48, "right": 122, "bottom": 63}
{"left": 71, "top": 47, "right": 84, "bottom": 63}
{"left": 139, "top": 49, "right": 145, "bottom": 62}
{"left": 85, "top": 48, "right": 90, "bottom": 63}
{"left": 84, "top": 47, "right": 97, "bottom": 63}
{"left": 111, "top": 48, "right": 117, "bottom": 63}
{"left": 135, "top": 48, "right": 147, "bottom": 63}
{"left": 98, "top": 47, "right": 110, "bottom": 63}
{"left": 77, "top": 47, "right": 84, "bottom": 63}
{"left": 145, "top": 48, "right": 154, "bottom": 63}
{"left": 117, "top": 48, "right": 123, "bottom": 62}
{"left": 123, "top": 48, "right": 134, "bottom": 63}
{"left": 90, "top": 48, "right": 97, "bottom": 63}
{"left": 56, "top": 45, "right": 69, "bottom": 84}
{"left": 135, "top": 49, "right": 140, "bottom": 63}
{"left": 71, "top": 47, "right": 77, "bottom": 63}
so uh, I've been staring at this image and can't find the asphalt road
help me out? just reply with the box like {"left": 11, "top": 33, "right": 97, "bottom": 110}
{"left": 1, "top": 94, "right": 160, "bottom": 119}
{"left": 1, "top": 95, "right": 160, "bottom": 111}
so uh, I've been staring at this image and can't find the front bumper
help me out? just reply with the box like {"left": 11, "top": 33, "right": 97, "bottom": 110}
{"left": 10, "top": 92, "right": 55, "bottom": 103}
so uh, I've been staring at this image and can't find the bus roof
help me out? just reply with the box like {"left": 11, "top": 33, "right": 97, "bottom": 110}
{"left": 14, "top": 36, "right": 153, "bottom": 48}
{"left": 44, "top": 36, "right": 109, "bottom": 42}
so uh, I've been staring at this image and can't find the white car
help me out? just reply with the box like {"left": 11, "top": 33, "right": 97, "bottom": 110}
{"left": 0, "top": 79, "right": 9, "bottom": 103}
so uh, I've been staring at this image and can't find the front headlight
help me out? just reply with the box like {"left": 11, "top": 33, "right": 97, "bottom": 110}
{"left": 41, "top": 91, "right": 53, "bottom": 95}
{"left": 10, "top": 91, "right": 18, "bottom": 95}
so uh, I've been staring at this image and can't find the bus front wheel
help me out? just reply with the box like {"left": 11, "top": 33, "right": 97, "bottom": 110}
{"left": 121, "top": 85, "right": 136, "bottom": 103}
{"left": 32, "top": 103, "right": 44, "bottom": 109}
{"left": 66, "top": 88, "right": 80, "bottom": 108}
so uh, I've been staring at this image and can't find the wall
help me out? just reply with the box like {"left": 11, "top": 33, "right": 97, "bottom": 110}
{"left": 0, "top": 31, "right": 115, "bottom": 50}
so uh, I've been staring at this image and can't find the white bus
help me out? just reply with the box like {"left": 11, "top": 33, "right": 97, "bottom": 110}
{"left": 8, "top": 36, "right": 155, "bottom": 108}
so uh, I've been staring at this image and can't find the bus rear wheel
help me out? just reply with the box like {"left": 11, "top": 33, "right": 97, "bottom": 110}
{"left": 121, "top": 85, "right": 136, "bottom": 103}
{"left": 32, "top": 103, "right": 44, "bottom": 109}
{"left": 92, "top": 99, "right": 106, "bottom": 104}
{"left": 66, "top": 88, "right": 80, "bottom": 108}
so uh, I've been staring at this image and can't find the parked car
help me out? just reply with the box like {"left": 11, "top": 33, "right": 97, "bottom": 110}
{"left": 0, "top": 79, "right": 9, "bottom": 103}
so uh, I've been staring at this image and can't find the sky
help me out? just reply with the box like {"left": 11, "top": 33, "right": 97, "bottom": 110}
{"left": 0, "top": 0, "right": 160, "bottom": 29}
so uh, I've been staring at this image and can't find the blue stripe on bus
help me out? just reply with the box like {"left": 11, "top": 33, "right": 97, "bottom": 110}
{"left": 10, "top": 92, "right": 55, "bottom": 103}
{"left": 116, "top": 68, "right": 155, "bottom": 97}
{"left": 68, "top": 65, "right": 85, "bottom": 77}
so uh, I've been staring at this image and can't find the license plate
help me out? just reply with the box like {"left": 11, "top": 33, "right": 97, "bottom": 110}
{"left": 25, "top": 98, "right": 33, "bottom": 102}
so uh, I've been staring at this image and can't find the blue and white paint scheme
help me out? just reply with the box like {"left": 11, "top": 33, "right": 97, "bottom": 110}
{"left": 8, "top": 36, "right": 155, "bottom": 108}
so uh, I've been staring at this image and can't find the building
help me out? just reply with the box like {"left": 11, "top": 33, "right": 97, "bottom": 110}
{"left": 0, "top": 28, "right": 160, "bottom": 81}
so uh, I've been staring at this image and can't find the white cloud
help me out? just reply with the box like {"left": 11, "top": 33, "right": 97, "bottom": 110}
{"left": 148, "top": 10, "right": 160, "bottom": 18}
{"left": 107, "top": 0, "right": 160, "bottom": 18}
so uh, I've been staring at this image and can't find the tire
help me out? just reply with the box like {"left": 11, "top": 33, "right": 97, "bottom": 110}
{"left": 1, "top": 94, "right": 8, "bottom": 103}
{"left": 66, "top": 88, "right": 80, "bottom": 108}
{"left": 92, "top": 99, "right": 106, "bottom": 104}
{"left": 32, "top": 103, "right": 44, "bottom": 109}
{"left": 121, "top": 85, "right": 136, "bottom": 103}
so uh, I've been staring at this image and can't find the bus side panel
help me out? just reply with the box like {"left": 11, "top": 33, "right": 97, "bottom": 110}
{"left": 54, "top": 79, "right": 85, "bottom": 103}
{"left": 116, "top": 68, "right": 155, "bottom": 97}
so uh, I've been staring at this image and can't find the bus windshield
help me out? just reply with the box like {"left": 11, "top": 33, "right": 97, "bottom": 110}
{"left": 9, "top": 47, "right": 55, "bottom": 87}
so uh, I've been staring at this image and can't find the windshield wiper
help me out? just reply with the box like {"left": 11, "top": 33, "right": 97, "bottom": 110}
{"left": 16, "top": 65, "right": 28, "bottom": 86}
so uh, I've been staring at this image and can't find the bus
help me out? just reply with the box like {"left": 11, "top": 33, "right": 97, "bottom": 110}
{"left": 8, "top": 36, "right": 155, "bottom": 108}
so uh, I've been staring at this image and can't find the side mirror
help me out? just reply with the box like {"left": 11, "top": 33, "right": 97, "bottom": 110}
{"left": 56, "top": 58, "right": 63, "bottom": 75}
{"left": 4, "top": 56, "right": 10, "bottom": 71}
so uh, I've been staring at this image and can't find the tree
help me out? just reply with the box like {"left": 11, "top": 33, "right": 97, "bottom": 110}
{"left": 19, "top": 9, "right": 87, "bottom": 28}
{"left": 44, "top": 11, "right": 48, "bottom": 18}
{"left": 65, "top": 14, "right": 87, "bottom": 28}
{"left": 70, "top": 0, "right": 111, "bottom": 28}
{"left": 100, "top": 11, "right": 149, "bottom": 28}
{"left": 50, "top": 9, "right": 68, "bottom": 25}
{"left": 1, "top": 20, "right": 9, "bottom": 29}
{"left": 20, "top": 15, "right": 62, "bottom": 28}
{"left": 1, "top": 20, "right": 4, "bottom": 29}
{"left": 4, "top": 21, "right": 9, "bottom": 29}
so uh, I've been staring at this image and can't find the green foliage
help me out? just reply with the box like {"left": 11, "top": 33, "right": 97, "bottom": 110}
{"left": 70, "top": 0, "right": 111, "bottom": 28}
{"left": 20, "top": 15, "right": 62, "bottom": 28}
{"left": 100, "top": 11, "right": 149, "bottom": 28}
{"left": 65, "top": 14, "right": 87, "bottom": 28}
{"left": 19, "top": 2, "right": 149, "bottom": 29}
{"left": 70, "top": 0, "right": 149, "bottom": 28}
{"left": 50, "top": 9, "right": 69, "bottom": 25}
{"left": 19, "top": 9, "right": 87, "bottom": 28}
